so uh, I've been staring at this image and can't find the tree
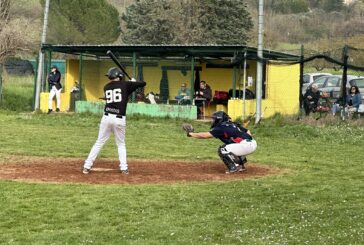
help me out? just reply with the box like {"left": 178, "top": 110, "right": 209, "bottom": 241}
{"left": 0, "top": 0, "right": 37, "bottom": 63}
{"left": 196, "top": 0, "right": 253, "bottom": 44}
{"left": 322, "top": 0, "right": 344, "bottom": 12}
{"left": 121, "top": 0, "right": 176, "bottom": 44}
{"left": 121, "top": 0, "right": 253, "bottom": 44}
{"left": 271, "top": 0, "right": 309, "bottom": 14}
{"left": 43, "top": 0, "right": 121, "bottom": 44}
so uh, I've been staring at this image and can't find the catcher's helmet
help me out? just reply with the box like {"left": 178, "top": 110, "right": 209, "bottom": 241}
{"left": 105, "top": 67, "right": 124, "bottom": 79}
{"left": 211, "top": 111, "right": 230, "bottom": 128}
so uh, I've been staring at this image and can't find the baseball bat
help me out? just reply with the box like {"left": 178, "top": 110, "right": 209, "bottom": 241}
{"left": 106, "top": 50, "right": 132, "bottom": 80}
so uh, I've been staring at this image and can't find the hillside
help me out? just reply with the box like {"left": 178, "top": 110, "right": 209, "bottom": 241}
{"left": 4, "top": 0, "right": 364, "bottom": 57}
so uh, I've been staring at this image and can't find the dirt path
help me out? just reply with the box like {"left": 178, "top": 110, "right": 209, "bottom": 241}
{"left": 0, "top": 157, "right": 275, "bottom": 185}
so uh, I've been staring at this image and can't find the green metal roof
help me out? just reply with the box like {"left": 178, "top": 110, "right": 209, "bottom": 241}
{"left": 42, "top": 44, "right": 299, "bottom": 62}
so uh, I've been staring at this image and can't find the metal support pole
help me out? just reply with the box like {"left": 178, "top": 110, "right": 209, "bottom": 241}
{"left": 341, "top": 45, "right": 348, "bottom": 120}
{"left": 232, "top": 66, "right": 236, "bottom": 98}
{"left": 255, "top": 0, "right": 264, "bottom": 124}
{"left": 79, "top": 53, "right": 84, "bottom": 101}
{"left": 242, "top": 51, "right": 247, "bottom": 121}
{"left": 132, "top": 52, "right": 137, "bottom": 102}
{"left": 190, "top": 56, "right": 195, "bottom": 105}
{"left": 34, "top": 0, "right": 50, "bottom": 111}
{"left": 299, "top": 45, "right": 304, "bottom": 109}
{"left": 44, "top": 50, "right": 52, "bottom": 92}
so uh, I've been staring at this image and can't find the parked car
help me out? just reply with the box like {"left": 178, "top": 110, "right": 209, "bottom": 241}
{"left": 302, "top": 73, "right": 332, "bottom": 95}
{"left": 349, "top": 78, "right": 364, "bottom": 100}
{"left": 306, "top": 75, "right": 360, "bottom": 99}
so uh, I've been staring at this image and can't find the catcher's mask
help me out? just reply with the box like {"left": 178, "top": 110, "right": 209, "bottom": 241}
{"left": 211, "top": 111, "right": 230, "bottom": 128}
{"left": 106, "top": 67, "right": 124, "bottom": 80}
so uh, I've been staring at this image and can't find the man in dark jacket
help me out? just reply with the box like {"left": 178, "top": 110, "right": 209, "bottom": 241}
{"left": 303, "top": 84, "right": 320, "bottom": 116}
{"left": 194, "top": 80, "right": 212, "bottom": 119}
{"left": 47, "top": 66, "right": 62, "bottom": 114}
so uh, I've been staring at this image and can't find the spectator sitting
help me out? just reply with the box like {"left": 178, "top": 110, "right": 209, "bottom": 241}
{"left": 347, "top": 85, "right": 362, "bottom": 111}
{"left": 303, "top": 84, "right": 320, "bottom": 116}
{"left": 175, "top": 82, "right": 191, "bottom": 104}
{"left": 195, "top": 80, "right": 212, "bottom": 118}
{"left": 332, "top": 85, "right": 362, "bottom": 117}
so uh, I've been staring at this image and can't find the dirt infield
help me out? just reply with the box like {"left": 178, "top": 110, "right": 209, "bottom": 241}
{"left": 0, "top": 157, "right": 275, "bottom": 185}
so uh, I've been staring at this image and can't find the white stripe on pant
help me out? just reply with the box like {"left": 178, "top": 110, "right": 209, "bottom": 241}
{"left": 48, "top": 85, "right": 61, "bottom": 110}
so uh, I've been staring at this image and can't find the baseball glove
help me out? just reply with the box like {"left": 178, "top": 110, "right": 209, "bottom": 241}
{"left": 182, "top": 123, "right": 194, "bottom": 137}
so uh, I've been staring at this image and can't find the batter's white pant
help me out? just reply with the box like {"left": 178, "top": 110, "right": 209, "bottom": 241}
{"left": 225, "top": 139, "right": 257, "bottom": 157}
{"left": 48, "top": 85, "right": 61, "bottom": 110}
{"left": 84, "top": 114, "right": 127, "bottom": 171}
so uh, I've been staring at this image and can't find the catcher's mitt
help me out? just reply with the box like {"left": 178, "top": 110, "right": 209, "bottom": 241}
{"left": 182, "top": 123, "right": 194, "bottom": 137}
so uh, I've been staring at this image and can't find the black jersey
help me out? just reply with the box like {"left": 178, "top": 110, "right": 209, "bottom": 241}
{"left": 210, "top": 121, "right": 252, "bottom": 144}
{"left": 103, "top": 80, "right": 146, "bottom": 116}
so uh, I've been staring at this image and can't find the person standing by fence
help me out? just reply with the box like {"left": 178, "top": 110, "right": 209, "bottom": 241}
{"left": 47, "top": 66, "right": 62, "bottom": 114}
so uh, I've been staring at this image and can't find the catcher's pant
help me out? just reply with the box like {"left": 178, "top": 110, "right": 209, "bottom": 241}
{"left": 48, "top": 85, "right": 61, "bottom": 110}
{"left": 84, "top": 114, "right": 127, "bottom": 171}
{"left": 225, "top": 139, "right": 257, "bottom": 157}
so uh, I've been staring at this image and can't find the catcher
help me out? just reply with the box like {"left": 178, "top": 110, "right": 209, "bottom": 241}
{"left": 182, "top": 111, "right": 257, "bottom": 173}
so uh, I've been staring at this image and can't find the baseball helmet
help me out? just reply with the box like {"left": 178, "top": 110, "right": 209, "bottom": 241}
{"left": 105, "top": 67, "right": 124, "bottom": 79}
{"left": 211, "top": 111, "right": 230, "bottom": 128}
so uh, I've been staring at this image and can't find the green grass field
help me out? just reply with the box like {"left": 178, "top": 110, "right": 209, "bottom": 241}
{"left": 0, "top": 110, "right": 363, "bottom": 244}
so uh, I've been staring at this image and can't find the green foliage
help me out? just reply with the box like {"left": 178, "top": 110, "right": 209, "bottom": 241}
{"left": 322, "top": 0, "right": 344, "bottom": 12}
{"left": 0, "top": 75, "right": 34, "bottom": 111}
{"left": 121, "top": 0, "right": 176, "bottom": 44}
{"left": 42, "top": 0, "right": 121, "bottom": 44}
{"left": 271, "top": 0, "right": 309, "bottom": 14}
{"left": 197, "top": 0, "right": 253, "bottom": 44}
{"left": 121, "top": 0, "right": 253, "bottom": 44}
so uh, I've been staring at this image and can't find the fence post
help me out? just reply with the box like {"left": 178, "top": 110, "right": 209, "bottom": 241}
{"left": 299, "top": 44, "right": 304, "bottom": 109}
{"left": 341, "top": 45, "right": 348, "bottom": 120}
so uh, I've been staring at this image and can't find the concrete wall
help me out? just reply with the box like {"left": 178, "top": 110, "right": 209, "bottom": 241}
{"left": 76, "top": 101, "right": 197, "bottom": 120}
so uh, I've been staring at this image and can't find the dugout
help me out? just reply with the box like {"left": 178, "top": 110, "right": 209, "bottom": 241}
{"left": 39, "top": 44, "right": 300, "bottom": 120}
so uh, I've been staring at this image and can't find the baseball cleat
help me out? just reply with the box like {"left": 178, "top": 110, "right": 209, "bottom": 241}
{"left": 82, "top": 168, "right": 91, "bottom": 174}
{"left": 239, "top": 165, "right": 247, "bottom": 172}
{"left": 225, "top": 167, "right": 239, "bottom": 174}
{"left": 120, "top": 169, "right": 129, "bottom": 175}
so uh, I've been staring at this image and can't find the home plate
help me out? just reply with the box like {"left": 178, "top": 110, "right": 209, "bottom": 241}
{"left": 91, "top": 168, "right": 117, "bottom": 172}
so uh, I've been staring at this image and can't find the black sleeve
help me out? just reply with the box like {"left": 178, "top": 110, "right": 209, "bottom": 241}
{"left": 204, "top": 87, "right": 212, "bottom": 101}
{"left": 48, "top": 72, "right": 61, "bottom": 84}
{"left": 313, "top": 91, "right": 320, "bottom": 103}
{"left": 127, "top": 81, "right": 146, "bottom": 94}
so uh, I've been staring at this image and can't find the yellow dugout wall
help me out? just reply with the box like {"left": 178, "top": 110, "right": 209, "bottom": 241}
{"left": 40, "top": 59, "right": 299, "bottom": 120}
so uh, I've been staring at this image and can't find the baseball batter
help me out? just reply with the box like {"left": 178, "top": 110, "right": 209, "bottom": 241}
{"left": 183, "top": 111, "right": 257, "bottom": 173}
{"left": 83, "top": 67, "right": 146, "bottom": 174}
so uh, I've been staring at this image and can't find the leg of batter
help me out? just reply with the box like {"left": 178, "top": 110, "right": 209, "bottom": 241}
{"left": 113, "top": 117, "right": 127, "bottom": 171}
{"left": 83, "top": 115, "right": 112, "bottom": 172}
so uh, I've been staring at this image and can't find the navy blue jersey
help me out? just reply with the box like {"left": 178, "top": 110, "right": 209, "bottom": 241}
{"left": 104, "top": 80, "right": 146, "bottom": 116}
{"left": 210, "top": 122, "right": 252, "bottom": 144}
